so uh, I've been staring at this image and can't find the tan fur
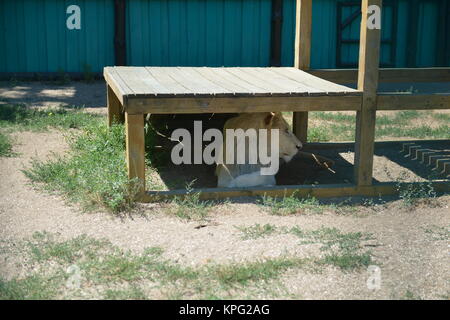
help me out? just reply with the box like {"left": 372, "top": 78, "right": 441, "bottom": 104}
{"left": 216, "top": 112, "right": 302, "bottom": 188}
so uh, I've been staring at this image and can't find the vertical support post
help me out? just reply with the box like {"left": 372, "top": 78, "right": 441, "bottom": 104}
{"left": 107, "top": 85, "right": 124, "bottom": 126}
{"left": 354, "top": 0, "right": 382, "bottom": 186}
{"left": 293, "top": 0, "right": 312, "bottom": 144}
{"left": 125, "top": 112, "right": 145, "bottom": 197}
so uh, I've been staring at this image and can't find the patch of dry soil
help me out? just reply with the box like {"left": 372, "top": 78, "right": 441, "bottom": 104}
{"left": 0, "top": 129, "right": 449, "bottom": 299}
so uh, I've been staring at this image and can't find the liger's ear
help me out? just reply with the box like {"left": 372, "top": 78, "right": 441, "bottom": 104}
{"left": 264, "top": 112, "right": 276, "bottom": 125}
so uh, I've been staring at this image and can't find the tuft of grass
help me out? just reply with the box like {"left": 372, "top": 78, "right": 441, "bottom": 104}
{"left": 23, "top": 123, "right": 141, "bottom": 213}
{"left": 396, "top": 180, "right": 437, "bottom": 208}
{"left": 236, "top": 224, "right": 278, "bottom": 240}
{"left": 0, "top": 131, "right": 13, "bottom": 157}
{"left": 422, "top": 225, "right": 449, "bottom": 241}
{"left": 27, "top": 231, "right": 110, "bottom": 264}
{"left": 318, "top": 252, "right": 372, "bottom": 270}
{"left": 168, "top": 183, "right": 213, "bottom": 220}
{"left": 259, "top": 194, "right": 329, "bottom": 215}
{"left": 0, "top": 104, "right": 101, "bottom": 131}
{"left": 307, "top": 126, "right": 331, "bottom": 142}
{"left": 0, "top": 274, "right": 63, "bottom": 300}
{"left": 104, "top": 286, "right": 147, "bottom": 300}
{"left": 291, "top": 227, "right": 373, "bottom": 270}
{"left": 402, "top": 290, "right": 422, "bottom": 300}
{"left": 236, "top": 225, "right": 374, "bottom": 270}
{"left": 209, "top": 257, "right": 306, "bottom": 286}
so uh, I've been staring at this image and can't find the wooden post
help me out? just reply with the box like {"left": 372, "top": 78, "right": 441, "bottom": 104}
{"left": 293, "top": 0, "right": 312, "bottom": 144}
{"left": 354, "top": 0, "right": 382, "bottom": 186}
{"left": 125, "top": 112, "right": 145, "bottom": 196}
{"left": 107, "top": 85, "right": 124, "bottom": 126}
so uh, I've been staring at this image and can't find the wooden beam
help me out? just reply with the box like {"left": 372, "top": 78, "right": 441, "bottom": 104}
{"left": 354, "top": 0, "right": 382, "bottom": 186}
{"left": 294, "top": 0, "right": 312, "bottom": 70}
{"left": 293, "top": 112, "right": 308, "bottom": 143}
{"left": 125, "top": 95, "right": 362, "bottom": 114}
{"left": 293, "top": 0, "right": 312, "bottom": 144}
{"left": 377, "top": 94, "right": 450, "bottom": 110}
{"left": 125, "top": 113, "right": 145, "bottom": 196}
{"left": 141, "top": 181, "right": 450, "bottom": 202}
{"left": 303, "top": 139, "right": 450, "bottom": 151}
{"left": 107, "top": 84, "right": 124, "bottom": 126}
{"left": 308, "top": 68, "right": 450, "bottom": 84}
{"left": 103, "top": 68, "right": 128, "bottom": 105}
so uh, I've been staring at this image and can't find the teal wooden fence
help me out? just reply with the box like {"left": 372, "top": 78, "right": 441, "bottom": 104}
{"left": 0, "top": 0, "right": 448, "bottom": 74}
{"left": 0, "top": 0, "right": 115, "bottom": 73}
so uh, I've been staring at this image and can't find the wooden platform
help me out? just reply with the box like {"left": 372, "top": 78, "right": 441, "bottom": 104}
{"left": 104, "top": 67, "right": 361, "bottom": 98}
{"left": 104, "top": 67, "right": 363, "bottom": 114}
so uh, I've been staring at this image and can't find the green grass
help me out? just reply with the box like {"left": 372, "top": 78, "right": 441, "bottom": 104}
{"left": 236, "top": 225, "right": 374, "bottom": 271}
{"left": 0, "top": 230, "right": 373, "bottom": 299}
{"left": 396, "top": 180, "right": 438, "bottom": 208}
{"left": 236, "top": 223, "right": 278, "bottom": 240}
{"left": 0, "top": 104, "right": 165, "bottom": 213}
{"left": 422, "top": 225, "right": 449, "bottom": 241}
{"left": 258, "top": 194, "right": 342, "bottom": 215}
{"left": 166, "top": 183, "right": 214, "bottom": 220}
{"left": 209, "top": 257, "right": 307, "bottom": 286}
{"left": 402, "top": 290, "right": 422, "bottom": 300}
{"left": 103, "top": 286, "right": 147, "bottom": 300}
{"left": 0, "top": 232, "right": 317, "bottom": 300}
{"left": 0, "top": 131, "right": 13, "bottom": 157}
{"left": 23, "top": 123, "right": 141, "bottom": 213}
{"left": 305, "top": 110, "right": 450, "bottom": 142}
{"left": 0, "top": 274, "right": 64, "bottom": 300}
{"left": 0, "top": 104, "right": 101, "bottom": 131}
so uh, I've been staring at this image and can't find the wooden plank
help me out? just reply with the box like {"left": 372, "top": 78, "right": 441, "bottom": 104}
{"left": 145, "top": 67, "right": 191, "bottom": 95}
{"left": 354, "top": 0, "right": 382, "bottom": 186}
{"left": 274, "top": 68, "right": 358, "bottom": 95}
{"left": 224, "top": 68, "right": 281, "bottom": 93}
{"left": 245, "top": 68, "right": 318, "bottom": 94}
{"left": 308, "top": 68, "right": 450, "bottom": 84}
{"left": 303, "top": 139, "right": 450, "bottom": 151}
{"left": 160, "top": 67, "right": 222, "bottom": 95}
{"left": 176, "top": 67, "right": 233, "bottom": 95}
{"left": 234, "top": 68, "right": 295, "bottom": 93}
{"left": 125, "top": 113, "right": 145, "bottom": 196}
{"left": 103, "top": 67, "right": 133, "bottom": 105}
{"left": 126, "top": 95, "right": 362, "bottom": 114}
{"left": 377, "top": 94, "right": 450, "bottom": 110}
{"left": 263, "top": 68, "right": 318, "bottom": 93}
{"left": 141, "top": 180, "right": 450, "bottom": 202}
{"left": 107, "top": 84, "right": 124, "bottom": 126}
{"left": 193, "top": 67, "right": 251, "bottom": 94}
{"left": 211, "top": 68, "right": 269, "bottom": 95}
{"left": 114, "top": 67, "right": 165, "bottom": 96}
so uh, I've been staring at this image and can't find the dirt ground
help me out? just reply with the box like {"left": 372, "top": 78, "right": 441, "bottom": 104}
{"left": 0, "top": 81, "right": 449, "bottom": 300}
